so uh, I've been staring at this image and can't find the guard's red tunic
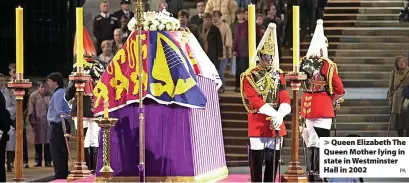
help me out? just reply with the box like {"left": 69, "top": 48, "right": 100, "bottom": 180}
{"left": 242, "top": 69, "right": 291, "bottom": 137}
{"left": 301, "top": 59, "right": 345, "bottom": 119}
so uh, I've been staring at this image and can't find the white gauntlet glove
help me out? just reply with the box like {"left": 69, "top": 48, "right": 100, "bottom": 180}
{"left": 270, "top": 113, "right": 284, "bottom": 130}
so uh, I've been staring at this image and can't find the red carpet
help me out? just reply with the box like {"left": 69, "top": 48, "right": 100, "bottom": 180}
{"left": 50, "top": 174, "right": 281, "bottom": 182}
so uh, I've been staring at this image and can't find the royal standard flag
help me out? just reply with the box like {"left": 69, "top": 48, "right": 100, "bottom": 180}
{"left": 93, "top": 31, "right": 207, "bottom": 116}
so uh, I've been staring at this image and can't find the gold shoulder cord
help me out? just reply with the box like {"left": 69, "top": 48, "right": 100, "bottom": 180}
{"left": 240, "top": 69, "right": 259, "bottom": 113}
{"left": 321, "top": 57, "right": 338, "bottom": 95}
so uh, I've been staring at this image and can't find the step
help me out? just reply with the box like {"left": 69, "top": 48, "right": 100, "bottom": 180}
{"left": 223, "top": 129, "right": 389, "bottom": 140}
{"left": 324, "top": 27, "right": 409, "bottom": 36}
{"left": 313, "top": 35, "right": 409, "bottom": 43}
{"left": 281, "top": 49, "right": 407, "bottom": 57}
{"left": 327, "top": 1, "right": 403, "bottom": 7}
{"left": 338, "top": 71, "right": 390, "bottom": 80}
{"left": 221, "top": 112, "right": 389, "bottom": 122}
{"left": 225, "top": 145, "right": 304, "bottom": 157}
{"left": 324, "top": 20, "right": 409, "bottom": 27}
{"left": 220, "top": 103, "right": 389, "bottom": 114}
{"left": 222, "top": 120, "right": 389, "bottom": 131}
{"left": 280, "top": 56, "right": 399, "bottom": 65}
{"left": 325, "top": 14, "right": 398, "bottom": 21}
{"left": 220, "top": 95, "right": 388, "bottom": 106}
{"left": 342, "top": 79, "right": 389, "bottom": 87}
{"left": 300, "top": 42, "right": 409, "bottom": 50}
{"left": 325, "top": 7, "right": 400, "bottom": 14}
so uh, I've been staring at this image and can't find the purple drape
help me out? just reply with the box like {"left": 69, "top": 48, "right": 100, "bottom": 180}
{"left": 96, "top": 101, "right": 194, "bottom": 177}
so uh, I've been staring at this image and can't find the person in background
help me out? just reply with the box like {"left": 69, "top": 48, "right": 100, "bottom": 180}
{"left": 232, "top": 11, "right": 262, "bottom": 92}
{"left": 205, "top": 0, "right": 238, "bottom": 25}
{"left": 231, "top": 9, "right": 246, "bottom": 39}
{"left": 112, "top": 29, "right": 125, "bottom": 54}
{"left": 236, "top": 0, "right": 251, "bottom": 8}
{"left": 47, "top": 72, "right": 70, "bottom": 179}
{"left": 8, "top": 63, "right": 29, "bottom": 168}
{"left": 262, "top": 4, "right": 283, "bottom": 60}
{"left": 256, "top": 14, "right": 264, "bottom": 33}
{"left": 178, "top": 10, "right": 198, "bottom": 38}
{"left": 196, "top": 13, "right": 223, "bottom": 71}
{"left": 316, "top": 0, "right": 328, "bottom": 20}
{"left": 0, "top": 73, "right": 16, "bottom": 172}
{"left": 190, "top": 1, "right": 206, "bottom": 26}
{"left": 159, "top": 1, "right": 168, "bottom": 12}
{"left": 213, "top": 10, "right": 233, "bottom": 93}
{"left": 244, "top": 9, "right": 249, "bottom": 20}
{"left": 166, "top": 0, "right": 183, "bottom": 18}
{"left": 0, "top": 91, "right": 11, "bottom": 182}
{"left": 93, "top": 1, "right": 118, "bottom": 55}
{"left": 27, "top": 80, "right": 52, "bottom": 167}
{"left": 300, "top": 0, "right": 317, "bottom": 38}
{"left": 113, "top": 0, "right": 134, "bottom": 22}
{"left": 388, "top": 56, "right": 409, "bottom": 137}
{"left": 97, "top": 40, "right": 114, "bottom": 65}
{"left": 119, "top": 16, "right": 131, "bottom": 42}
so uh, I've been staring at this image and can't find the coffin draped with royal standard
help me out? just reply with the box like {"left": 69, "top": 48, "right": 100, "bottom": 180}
{"left": 92, "top": 24, "right": 228, "bottom": 181}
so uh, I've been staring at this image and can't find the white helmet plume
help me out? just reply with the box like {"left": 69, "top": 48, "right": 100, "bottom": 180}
{"left": 306, "top": 19, "right": 328, "bottom": 58}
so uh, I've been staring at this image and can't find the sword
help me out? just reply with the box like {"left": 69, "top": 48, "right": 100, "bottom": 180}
{"left": 333, "top": 98, "right": 343, "bottom": 137}
{"left": 60, "top": 113, "right": 75, "bottom": 169}
{"left": 299, "top": 115, "right": 308, "bottom": 175}
{"left": 272, "top": 130, "right": 278, "bottom": 182}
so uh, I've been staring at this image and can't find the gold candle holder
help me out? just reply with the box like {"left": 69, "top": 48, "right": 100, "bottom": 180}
{"left": 8, "top": 73, "right": 32, "bottom": 182}
{"left": 281, "top": 71, "right": 308, "bottom": 182}
{"left": 67, "top": 69, "right": 92, "bottom": 181}
{"left": 94, "top": 116, "right": 118, "bottom": 181}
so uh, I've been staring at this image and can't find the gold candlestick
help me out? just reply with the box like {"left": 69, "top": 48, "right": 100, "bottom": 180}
{"left": 8, "top": 73, "right": 32, "bottom": 182}
{"left": 94, "top": 114, "right": 118, "bottom": 181}
{"left": 281, "top": 72, "right": 308, "bottom": 182}
{"left": 67, "top": 68, "right": 92, "bottom": 181}
{"left": 135, "top": 0, "right": 146, "bottom": 182}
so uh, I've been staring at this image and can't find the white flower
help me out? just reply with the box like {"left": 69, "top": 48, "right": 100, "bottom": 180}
{"left": 152, "top": 20, "right": 160, "bottom": 26}
{"left": 165, "top": 23, "right": 172, "bottom": 30}
{"left": 149, "top": 25, "right": 157, "bottom": 31}
{"left": 143, "top": 25, "right": 150, "bottom": 31}
{"left": 158, "top": 24, "right": 166, "bottom": 31}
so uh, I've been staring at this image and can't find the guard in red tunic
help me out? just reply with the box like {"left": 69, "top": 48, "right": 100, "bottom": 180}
{"left": 240, "top": 23, "right": 291, "bottom": 183}
{"left": 299, "top": 19, "right": 346, "bottom": 182}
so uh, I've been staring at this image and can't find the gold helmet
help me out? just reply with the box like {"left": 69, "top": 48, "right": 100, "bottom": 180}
{"left": 255, "top": 23, "right": 280, "bottom": 69}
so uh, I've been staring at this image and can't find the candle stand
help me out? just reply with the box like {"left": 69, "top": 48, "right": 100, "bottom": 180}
{"left": 8, "top": 73, "right": 31, "bottom": 182}
{"left": 94, "top": 115, "right": 118, "bottom": 181}
{"left": 67, "top": 67, "right": 92, "bottom": 181}
{"left": 281, "top": 70, "right": 308, "bottom": 182}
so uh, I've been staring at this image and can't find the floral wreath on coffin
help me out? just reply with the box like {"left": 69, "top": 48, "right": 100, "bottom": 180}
{"left": 128, "top": 9, "right": 181, "bottom": 31}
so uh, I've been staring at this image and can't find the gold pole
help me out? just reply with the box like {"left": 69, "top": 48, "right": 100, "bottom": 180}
{"left": 94, "top": 101, "right": 118, "bottom": 182}
{"left": 67, "top": 8, "right": 91, "bottom": 181}
{"left": 12, "top": 6, "right": 32, "bottom": 182}
{"left": 282, "top": 6, "right": 308, "bottom": 182}
{"left": 9, "top": 74, "right": 32, "bottom": 182}
{"left": 135, "top": 0, "right": 145, "bottom": 182}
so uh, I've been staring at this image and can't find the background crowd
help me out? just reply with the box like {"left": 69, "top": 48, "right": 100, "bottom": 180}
{"left": 0, "top": 0, "right": 330, "bottom": 181}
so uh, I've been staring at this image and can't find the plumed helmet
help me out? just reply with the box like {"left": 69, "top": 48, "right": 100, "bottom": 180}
{"left": 254, "top": 23, "right": 280, "bottom": 69}
{"left": 306, "top": 19, "right": 328, "bottom": 58}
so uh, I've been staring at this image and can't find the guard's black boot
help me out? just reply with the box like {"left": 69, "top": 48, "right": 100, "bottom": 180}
{"left": 90, "top": 147, "right": 99, "bottom": 174}
{"left": 306, "top": 147, "right": 315, "bottom": 182}
{"left": 313, "top": 147, "right": 323, "bottom": 182}
{"left": 264, "top": 149, "right": 281, "bottom": 182}
{"left": 6, "top": 151, "right": 15, "bottom": 172}
{"left": 84, "top": 147, "right": 90, "bottom": 170}
{"left": 249, "top": 150, "right": 263, "bottom": 182}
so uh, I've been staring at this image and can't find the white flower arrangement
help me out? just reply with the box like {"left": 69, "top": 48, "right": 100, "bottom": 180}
{"left": 127, "top": 9, "right": 181, "bottom": 32}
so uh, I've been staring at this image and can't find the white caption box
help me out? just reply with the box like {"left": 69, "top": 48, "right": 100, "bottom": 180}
{"left": 320, "top": 137, "right": 409, "bottom": 178}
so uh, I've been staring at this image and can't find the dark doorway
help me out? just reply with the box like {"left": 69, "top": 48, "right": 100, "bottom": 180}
{"left": 0, "top": 0, "right": 81, "bottom": 77}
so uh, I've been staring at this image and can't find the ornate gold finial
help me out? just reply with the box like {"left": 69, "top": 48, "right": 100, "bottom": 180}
{"left": 136, "top": 0, "right": 145, "bottom": 28}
